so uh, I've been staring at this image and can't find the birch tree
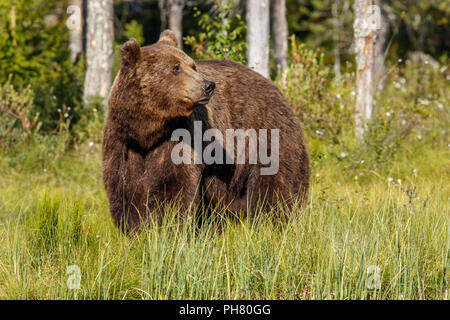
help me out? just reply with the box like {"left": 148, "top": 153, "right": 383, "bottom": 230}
{"left": 246, "top": 0, "right": 270, "bottom": 78}
{"left": 67, "top": 0, "right": 83, "bottom": 63}
{"left": 272, "top": 0, "right": 288, "bottom": 74}
{"left": 168, "top": 0, "right": 184, "bottom": 49}
{"left": 83, "top": 0, "right": 114, "bottom": 106}
{"left": 353, "top": 0, "right": 379, "bottom": 138}
{"left": 332, "top": 1, "right": 342, "bottom": 81}
{"left": 158, "top": 0, "right": 168, "bottom": 30}
{"left": 374, "top": 0, "right": 389, "bottom": 90}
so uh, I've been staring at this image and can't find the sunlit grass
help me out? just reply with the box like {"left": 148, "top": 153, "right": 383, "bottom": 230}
{"left": 0, "top": 140, "right": 448, "bottom": 300}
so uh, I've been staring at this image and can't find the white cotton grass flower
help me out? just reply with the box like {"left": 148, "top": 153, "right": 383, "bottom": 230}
{"left": 315, "top": 130, "right": 324, "bottom": 136}
{"left": 89, "top": 142, "right": 94, "bottom": 148}
{"left": 388, "top": 177, "right": 402, "bottom": 186}
{"left": 417, "top": 135, "right": 422, "bottom": 140}
{"left": 351, "top": 91, "right": 356, "bottom": 96}
{"left": 386, "top": 112, "right": 391, "bottom": 117}
{"left": 360, "top": 159, "right": 365, "bottom": 164}
{"left": 340, "top": 152, "right": 348, "bottom": 158}
{"left": 418, "top": 98, "right": 430, "bottom": 106}
{"left": 336, "top": 94, "right": 341, "bottom": 99}
{"left": 413, "top": 168, "right": 417, "bottom": 177}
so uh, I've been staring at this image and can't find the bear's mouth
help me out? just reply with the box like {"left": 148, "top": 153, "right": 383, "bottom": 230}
{"left": 194, "top": 97, "right": 212, "bottom": 105}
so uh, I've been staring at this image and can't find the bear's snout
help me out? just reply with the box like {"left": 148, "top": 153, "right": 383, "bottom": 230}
{"left": 202, "top": 81, "right": 216, "bottom": 97}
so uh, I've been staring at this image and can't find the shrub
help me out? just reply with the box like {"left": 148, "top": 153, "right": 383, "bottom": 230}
{"left": 277, "top": 36, "right": 449, "bottom": 175}
{"left": 0, "top": 78, "right": 40, "bottom": 149}
{"left": 349, "top": 58, "right": 449, "bottom": 171}
{"left": 184, "top": 2, "right": 247, "bottom": 64}
{"left": 277, "top": 36, "right": 353, "bottom": 143}
{"left": 0, "top": 79, "right": 74, "bottom": 169}
{"left": 0, "top": 0, "right": 84, "bottom": 132}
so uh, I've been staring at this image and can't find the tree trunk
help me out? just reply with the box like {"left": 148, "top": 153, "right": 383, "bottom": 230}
{"left": 354, "top": 0, "right": 377, "bottom": 138}
{"left": 332, "top": 1, "right": 341, "bottom": 81}
{"left": 246, "top": 0, "right": 270, "bottom": 78}
{"left": 11, "top": 5, "right": 17, "bottom": 48}
{"left": 168, "top": 0, "right": 184, "bottom": 49}
{"left": 158, "top": 0, "right": 168, "bottom": 31}
{"left": 83, "top": 0, "right": 114, "bottom": 107}
{"left": 272, "top": 0, "right": 288, "bottom": 74}
{"left": 374, "top": 0, "right": 389, "bottom": 90}
{"left": 67, "top": 0, "right": 83, "bottom": 63}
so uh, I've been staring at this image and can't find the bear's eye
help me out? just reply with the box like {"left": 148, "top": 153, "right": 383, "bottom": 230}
{"left": 173, "top": 65, "right": 182, "bottom": 75}
{"left": 192, "top": 65, "right": 197, "bottom": 72}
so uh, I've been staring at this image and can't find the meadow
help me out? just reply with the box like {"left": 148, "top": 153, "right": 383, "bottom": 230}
{"left": 0, "top": 111, "right": 448, "bottom": 299}
{"left": 0, "top": 39, "right": 448, "bottom": 300}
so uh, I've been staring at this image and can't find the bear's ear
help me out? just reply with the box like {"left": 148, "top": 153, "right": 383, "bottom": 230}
{"left": 157, "top": 30, "right": 178, "bottom": 48}
{"left": 120, "top": 38, "right": 141, "bottom": 66}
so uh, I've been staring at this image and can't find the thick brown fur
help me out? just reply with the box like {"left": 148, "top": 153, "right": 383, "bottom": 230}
{"left": 103, "top": 30, "right": 310, "bottom": 232}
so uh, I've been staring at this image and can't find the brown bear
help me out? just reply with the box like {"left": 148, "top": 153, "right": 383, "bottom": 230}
{"left": 102, "top": 30, "right": 309, "bottom": 232}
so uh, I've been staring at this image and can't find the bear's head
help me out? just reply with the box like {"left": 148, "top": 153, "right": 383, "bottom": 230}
{"left": 108, "top": 30, "right": 215, "bottom": 149}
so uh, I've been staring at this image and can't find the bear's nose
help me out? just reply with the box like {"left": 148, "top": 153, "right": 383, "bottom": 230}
{"left": 202, "top": 81, "right": 216, "bottom": 96}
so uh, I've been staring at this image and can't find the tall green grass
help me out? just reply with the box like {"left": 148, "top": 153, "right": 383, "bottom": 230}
{"left": 0, "top": 139, "right": 448, "bottom": 300}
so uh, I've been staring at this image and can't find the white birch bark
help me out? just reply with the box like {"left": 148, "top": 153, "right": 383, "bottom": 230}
{"left": 67, "top": 0, "right": 83, "bottom": 63}
{"left": 83, "top": 0, "right": 114, "bottom": 106}
{"left": 246, "top": 0, "right": 270, "bottom": 78}
{"left": 168, "top": 0, "right": 184, "bottom": 49}
{"left": 332, "top": 1, "right": 341, "bottom": 81}
{"left": 354, "top": 0, "right": 378, "bottom": 138}
{"left": 374, "top": 0, "right": 389, "bottom": 90}
{"left": 158, "top": 0, "right": 168, "bottom": 30}
{"left": 272, "top": 0, "right": 288, "bottom": 74}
